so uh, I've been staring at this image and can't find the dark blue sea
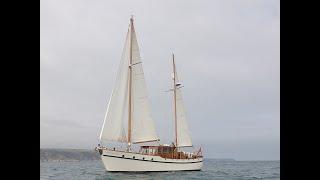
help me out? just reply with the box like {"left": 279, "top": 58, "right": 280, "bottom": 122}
{"left": 40, "top": 159, "right": 280, "bottom": 180}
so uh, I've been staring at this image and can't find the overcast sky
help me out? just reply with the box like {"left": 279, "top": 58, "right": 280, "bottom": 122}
{"left": 40, "top": 0, "right": 280, "bottom": 160}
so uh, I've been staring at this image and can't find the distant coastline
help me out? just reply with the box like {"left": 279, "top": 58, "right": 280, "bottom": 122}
{"left": 40, "top": 148, "right": 239, "bottom": 162}
{"left": 40, "top": 148, "right": 100, "bottom": 162}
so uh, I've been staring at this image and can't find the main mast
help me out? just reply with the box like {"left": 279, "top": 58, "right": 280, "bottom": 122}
{"left": 172, "top": 53, "right": 178, "bottom": 147}
{"left": 128, "top": 17, "right": 134, "bottom": 148}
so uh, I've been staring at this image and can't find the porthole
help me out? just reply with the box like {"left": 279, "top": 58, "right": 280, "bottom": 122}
{"left": 142, "top": 157, "right": 145, "bottom": 160}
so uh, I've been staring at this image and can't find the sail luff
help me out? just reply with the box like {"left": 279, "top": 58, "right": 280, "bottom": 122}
{"left": 99, "top": 89, "right": 113, "bottom": 140}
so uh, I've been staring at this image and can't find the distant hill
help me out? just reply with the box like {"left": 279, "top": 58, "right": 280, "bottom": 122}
{"left": 40, "top": 148, "right": 100, "bottom": 161}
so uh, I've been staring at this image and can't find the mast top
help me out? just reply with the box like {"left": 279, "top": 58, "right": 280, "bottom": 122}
{"left": 172, "top": 53, "right": 175, "bottom": 64}
{"left": 130, "top": 15, "right": 134, "bottom": 22}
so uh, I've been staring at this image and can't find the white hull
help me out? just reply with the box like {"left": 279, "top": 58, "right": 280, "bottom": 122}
{"left": 100, "top": 149, "right": 203, "bottom": 172}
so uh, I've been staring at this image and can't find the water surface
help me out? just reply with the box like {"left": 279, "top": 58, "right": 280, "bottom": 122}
{"left": 40, "top": 159, "right": 280, "bottom": 180}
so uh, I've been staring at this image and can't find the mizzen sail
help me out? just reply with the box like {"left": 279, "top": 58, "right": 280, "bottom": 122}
{"left": 173, "top": 56, "right": 193, "bottom": 147}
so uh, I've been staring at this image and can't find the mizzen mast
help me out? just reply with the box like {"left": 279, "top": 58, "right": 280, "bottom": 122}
{"left": 172, "top": 53, "right": 178, "bottom": 147}
{"left": 171, "top": 54, "right": 193, "bottom": 147}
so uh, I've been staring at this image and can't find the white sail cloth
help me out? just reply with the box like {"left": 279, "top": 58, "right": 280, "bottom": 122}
{"left": 100, "top": 21, "right": 159, "bottom": 144}
{"left": 174, "top": 63, "right": 193, "bottom": 147}
{"left": 99, "top": 29, "right": 130, "bottom": 142}
{"left": 130, "top": 26, "right": 159, "bottom": 143}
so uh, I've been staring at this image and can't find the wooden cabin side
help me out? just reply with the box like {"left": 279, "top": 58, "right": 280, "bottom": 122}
{"left": 139, "top": 145, "right": 201, "bottom": 159}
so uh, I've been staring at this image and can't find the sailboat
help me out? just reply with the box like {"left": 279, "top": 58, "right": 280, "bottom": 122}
{"left": 95, "top": 17, "right": 203, "bottom": 172}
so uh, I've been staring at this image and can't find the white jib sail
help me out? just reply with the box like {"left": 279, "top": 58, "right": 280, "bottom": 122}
{"left": 174, "top": 63, "right": 193, "bottom": 147}
{"left": 130, "top": 24, "right": 159, "bottom": 143}
{"left": 99, "top": 29, "right": 131, "bottom": 143}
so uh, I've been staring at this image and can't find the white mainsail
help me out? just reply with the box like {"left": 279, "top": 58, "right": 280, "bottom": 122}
{"left": 100, "top": 18, "right": 159, "bottom": 144}
{"left": 173, "top": 59, "right": 193, "bottom": 147}
{"left": 130, "top": 24, "right": 159, "bottom": 143}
